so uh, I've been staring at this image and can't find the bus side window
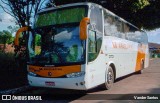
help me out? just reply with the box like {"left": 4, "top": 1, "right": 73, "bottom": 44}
{"left": 88, "top": 30, "right": 102, "bottom": 62}
{"left": 135, "top": 31, "right": 142, "bottom": 43}
{"left": 104, "top": 13, "right": 124, "bottom": 38}
{"left": 124, "top": 23, "right": 130, "bottom": 40}
{"left": 104, "top": 13, "right": 114, "bottom": 36}
{"left": 124, "top": 23, "right": 130, "bottom": 33}
{"left": 90, "top": 6, "right": 103, "bottom": 33}
{"left": 103, "top": 10, "right": 115, "bottom": 36}
{"left": 126, "top": 25, "right": 137, "bottom": 42}
{"left": 115, "top": 18, "right": 124, "bottom": 38}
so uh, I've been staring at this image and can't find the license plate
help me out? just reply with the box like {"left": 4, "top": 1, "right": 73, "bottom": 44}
{"left": 45, "top": 81, "right": 55, "bottom": 86}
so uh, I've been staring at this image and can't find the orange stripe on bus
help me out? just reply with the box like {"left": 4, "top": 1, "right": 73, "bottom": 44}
{"left": 28, "top": 65, "right": 81, "bottom": 77}
{"left": 135, "top": 44, "right": 146, "bottom": 72}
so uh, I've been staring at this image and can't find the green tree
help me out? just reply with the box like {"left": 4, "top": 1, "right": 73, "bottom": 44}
{"left": 0, "top": 30, "right": 12, "bottom": 52}
{"left": 0, "top": 0, "right": 47, "bottom": 66}
{"left": 7, "top": 26, "right": 19, "bottom": 34}
{"left": 0, "top": 0, "right": 46, "bottom": 27}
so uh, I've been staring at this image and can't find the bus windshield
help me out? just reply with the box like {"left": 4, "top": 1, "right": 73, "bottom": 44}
{"left": 28, "top": 25, "right": 85, "bottom": 65}
{"left": 28, "top": 6, "right": 88, "bottom": 65}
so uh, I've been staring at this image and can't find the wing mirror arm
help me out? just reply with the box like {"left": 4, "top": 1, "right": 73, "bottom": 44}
{"left": 14, "top": 26, "right": 31, "bottom": 46}
{"left": 79, "top": 17, "right": 90, "bottom": 40}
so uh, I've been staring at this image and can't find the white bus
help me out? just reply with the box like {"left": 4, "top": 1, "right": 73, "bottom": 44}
{"left": 15, "top": 2, "right": 149, "bottom": 90}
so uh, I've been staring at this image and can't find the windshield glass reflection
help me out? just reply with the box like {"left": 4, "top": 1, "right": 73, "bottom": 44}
{"left": 28, "top": 26, "right": 85, "bottom": 65}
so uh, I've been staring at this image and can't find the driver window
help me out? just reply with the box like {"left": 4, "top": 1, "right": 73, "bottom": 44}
{"left": 88, "top": 30, "right": 100, "bottom": 62}
{"left": 88, "top": 30, "right": 96, "bottom": 53}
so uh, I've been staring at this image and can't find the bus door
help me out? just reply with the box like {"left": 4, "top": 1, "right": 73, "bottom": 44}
{"left": 86, "top": 5, "right": 105, "bottom": 88}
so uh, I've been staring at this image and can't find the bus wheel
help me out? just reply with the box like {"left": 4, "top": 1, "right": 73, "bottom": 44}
{"left": 102, "top": 66, "right": 114, "bottom": 90}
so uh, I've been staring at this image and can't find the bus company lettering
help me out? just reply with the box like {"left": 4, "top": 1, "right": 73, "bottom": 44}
{"left": 29, "top": 66, "right": 62, "bottom": 72}
{"left": 112, "top": 42, "right": 133, "bottom": 49}
{"left": 40, "top": 67, "right": 62, "bottom": 71}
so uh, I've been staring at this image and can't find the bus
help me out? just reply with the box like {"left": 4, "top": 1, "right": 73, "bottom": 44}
{"left": 15, "top": 2, "right": 149, "bottom": 90}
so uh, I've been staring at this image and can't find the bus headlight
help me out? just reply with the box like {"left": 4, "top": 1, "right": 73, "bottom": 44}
{"left": 66, "top": 71, "right": 85, "bottom": 78}
{"left": 28, "top": 72, "right": 37, "bottom": 77}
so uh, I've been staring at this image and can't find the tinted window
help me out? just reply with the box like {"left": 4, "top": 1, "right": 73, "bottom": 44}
{"left": 104, "top": 12, "right": 115, "bottom": 36}
{"left": 125, "top": 24, "right": 148, "bottom": 43}
{"left": 103, "top": 10, "right": 147, "bottom": 43}
{"left": 90, "top": 6, "right": 103, "bottom": 33}
{"left": 35, "top": 7, "right": 87, "bottom": 28}
{"left": 104, "top": 10, "right": 125, "bottom": 39}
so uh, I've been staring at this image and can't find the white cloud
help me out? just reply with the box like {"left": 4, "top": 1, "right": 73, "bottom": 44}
{"left": 146, "top": 28, "right": 160, "bottom": 44}
{"left": 55, "top": 30, "right": 72, "bottom": 42}
{"left": 0, "top": 2, "right": 16, "bottom": 32}
{"left": 0, "top": 1, "right": 6, "bottom": 7}
{"left": 1, "top": 12, "right": 14, "bottom": 22}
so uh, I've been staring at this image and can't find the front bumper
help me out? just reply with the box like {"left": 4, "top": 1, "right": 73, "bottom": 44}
{"left": 28, "top": 75, "right": 87, "bottom": 90}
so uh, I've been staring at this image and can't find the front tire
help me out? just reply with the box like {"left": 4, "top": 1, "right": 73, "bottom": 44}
{"left": 102, "top": 66, "right": 114, "bottom": 90}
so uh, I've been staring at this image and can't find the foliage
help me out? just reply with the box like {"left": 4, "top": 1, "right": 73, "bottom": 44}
{"left": 0, "top": 30, "right": 12, "bottom": 43}
{"left": 0, "top": 0, "right": 46, "bottom": 27}
{"left": 7, "top": 25, "right": 19, "bottom": 34}
{"left": 0, "top": 30, "right": 12, "bottom": 52}
{"left": 0, "top": 0, "right": 47, "bottom": 66}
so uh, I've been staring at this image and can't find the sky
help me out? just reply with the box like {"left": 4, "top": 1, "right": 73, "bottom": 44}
{"left": 147, "top": 29, "right": 160, "bottom": 44}
{"left": 0, "top": 1, "right": 15, "bottom": 32}
{"left": 0, "top": 2, "right": 160, "bottom": 44}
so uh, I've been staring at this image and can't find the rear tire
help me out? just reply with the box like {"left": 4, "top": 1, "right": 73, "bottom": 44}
{"left": 102, "top": 66, "right": 114, "bottom": 90}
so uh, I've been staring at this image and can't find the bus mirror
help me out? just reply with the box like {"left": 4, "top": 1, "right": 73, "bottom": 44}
{"left": 14, "top": 26, "right": 31, "bottom": 46}
{"left": 80, "top": 17, "right": 90, "bottom": 40}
